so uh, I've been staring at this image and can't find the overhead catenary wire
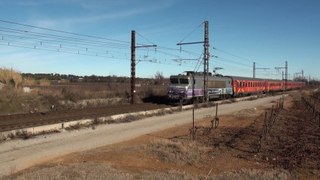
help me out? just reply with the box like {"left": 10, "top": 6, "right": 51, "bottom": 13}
{"left": 177, "top": 21, "right": 204, "bottom": 45}
{"left": 135, "top": 31, "right": 156, "bottom": 47}
{"left": 0, "top": 19, "right": 202, "bottom": 69}
{"left": 2, "top": 19, "right": 273, "bottom": 73}
{"left": 0, "top": 27, "right": 131, "bottom": 48}
{"left": 194, "top": 50, "right": 204, "bottom": 72}
{"left": 213, "top": 47, "right": 268, "bottom": 67}
{"left": 0, "top": 19, "right": 131, "bottom": 45}
{"left": 215, "top": 56, "right": 252, "bottom": 68}
{"left": 0, "top": 41, "right": 130, "bottom": 61}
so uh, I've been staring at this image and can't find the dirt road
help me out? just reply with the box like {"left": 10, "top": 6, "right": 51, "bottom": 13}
{"left": 0, "top": 95, "right": 282, "bottom": 177}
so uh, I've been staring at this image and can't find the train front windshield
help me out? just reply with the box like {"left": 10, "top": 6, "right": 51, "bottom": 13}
{"left": 170, "top": 78, "right": 189, "bottom": 85}
{"left": 179, "top": 78, "right": 189, "bottom": 84}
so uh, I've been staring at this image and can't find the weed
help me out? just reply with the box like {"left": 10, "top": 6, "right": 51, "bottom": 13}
{"left": 147, "top": 139, "right": 204, "bottom": 165}
{"left": 15, "top": 130, "right": 32, "bottom": 140}
{"left": 119, "top": 115, "right": 140, "bottom": 123}
{"left": 65, "top": 123, "right": 82, "bottom": 130}
{"left": 0, "top": 68, "right": 22, "bottom": 88}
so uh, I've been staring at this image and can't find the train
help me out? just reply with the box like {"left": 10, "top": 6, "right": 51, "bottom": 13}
{"left": 167, "top": 71, "right": 306, "bottom": 102}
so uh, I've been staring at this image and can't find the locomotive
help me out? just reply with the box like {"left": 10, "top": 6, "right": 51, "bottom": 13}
{"left": 167, "top": 71, "right": 305, "bottom": 102}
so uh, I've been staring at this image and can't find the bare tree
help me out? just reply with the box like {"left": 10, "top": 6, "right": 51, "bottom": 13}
{"left": 154, "top": 71, "right": 164, "bottom": 85}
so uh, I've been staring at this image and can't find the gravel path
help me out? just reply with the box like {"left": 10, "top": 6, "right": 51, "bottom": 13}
{"left": 0, "top": 95, "right": 282, "bottom": 177}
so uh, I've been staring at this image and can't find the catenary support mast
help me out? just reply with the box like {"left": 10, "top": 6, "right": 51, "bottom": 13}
{"left": 203, "top": 21, "right": 209, "bottom": 102}
{"left": 130, "top": 30, "right": 157, "bottom": 104}
{"left": 177, "top": 21, "right": 210, "bottom": 102}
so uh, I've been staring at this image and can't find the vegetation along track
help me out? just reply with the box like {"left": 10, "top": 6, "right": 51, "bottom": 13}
{"left": 0, "top": 103, "right": 169, "bottom": 132}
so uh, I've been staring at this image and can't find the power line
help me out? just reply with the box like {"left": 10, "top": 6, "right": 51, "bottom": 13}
{"left": 156, "top": 46, "right": 200, "bottom": 56}
{"left": 0, "top": 41, "right": 130, "bottom": 61}
{"left": 135, "top": 31, "right": 156, "bottom": 46}
{"left": 213, "top": 47, "right": 268, "bottom": 67}
{"left": 194, "top": 52, "right": 204, "bottom": 72}
{"left": 0, "top": 19, "right": 210, "bottom": 71}
{"left": 177, "top": 22, "right": 204, "bottom": 44}
{"left": 215, "top": 56, "right": 252, "bottom": 68}
{"left": 0, "top": 19, "right": 130, "bottom": 44}
{"left": 0, "top": 27, "right": 130, "bottom": 48}
{"left": 213, "top": 47, "right": 252, "bottom": 62}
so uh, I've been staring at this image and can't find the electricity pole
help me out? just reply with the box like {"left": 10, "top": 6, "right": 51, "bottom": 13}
{"left": 253, "top": 62, "right": 255, "bottom": 78}
{"left": 130, "top": 30, "right": 157, "bottom": 104}
{"left": 177, "top": 21, "right": 210, "bottom": 102}
{"left": 131, "top": 31, "right": 135, "bottom": 105}
{"left": 275, "top": 61, "right": 288, "bottom": 91}
{"left": 253, "top": 61, "right": 269, "bottom": 78}
{"left": 203, "top": 21, "right": 209, "bottom": 102}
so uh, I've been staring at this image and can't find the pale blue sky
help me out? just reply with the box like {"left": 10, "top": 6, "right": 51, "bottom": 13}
{"left": 0, "top": 0, "right": 319, "bottom": 79}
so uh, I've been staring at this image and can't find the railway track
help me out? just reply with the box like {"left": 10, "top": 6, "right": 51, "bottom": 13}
{"left": 0, "top": 91, "right": 296, "bottom": 133}
{"left": 0, "top": 103, "right": 169, "bottom": 132}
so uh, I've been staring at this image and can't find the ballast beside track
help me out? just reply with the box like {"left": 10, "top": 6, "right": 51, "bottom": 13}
{"left": 0, "top": 103, "right": 169, "bottom": 132}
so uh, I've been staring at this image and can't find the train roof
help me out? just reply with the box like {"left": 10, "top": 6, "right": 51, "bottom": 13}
{"left": 170, "top": 73, "right": 304, "bottom": 83}
{"left": 227, "top": 76, "right": 305, "bottom": 83}
{"left": 226, "top": 76, "right": 265, "bottom": 81}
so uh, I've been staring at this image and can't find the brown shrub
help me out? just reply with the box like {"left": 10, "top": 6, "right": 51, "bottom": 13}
{"left": 147, "top": 139, "right": 204, "bottom": 165}
{"left": 0, "top": 68, "right": 22, "bottom": 88}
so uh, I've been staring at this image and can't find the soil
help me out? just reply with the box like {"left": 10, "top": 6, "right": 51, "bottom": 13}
{"left": 5, "top": 91, "right": 320, "bottom": 179}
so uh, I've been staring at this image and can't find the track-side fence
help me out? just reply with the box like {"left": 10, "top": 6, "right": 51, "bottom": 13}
{"left": 301, "top": 94, "right": 320, "bottom": 127}
{"left": 258, "top": 96, "right": 285, "bottom": 152}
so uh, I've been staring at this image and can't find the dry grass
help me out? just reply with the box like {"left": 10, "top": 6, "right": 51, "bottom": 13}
{"left": 0, "top": 68, "right": 168, "bottom": 114}
{"left": 0, "top": 68, "right": 22, "bottom": 88}
{"left": 147, "top": 139, "right": 206, "bottom": 165}
{"left": 0, "top": 87, "right": 48, "bottom": 115}
{"left": 10, "top": 163, "right": 205, "bottom": 180}
{"left": 9, "top": 162, "right": 290, "bottom": 180}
